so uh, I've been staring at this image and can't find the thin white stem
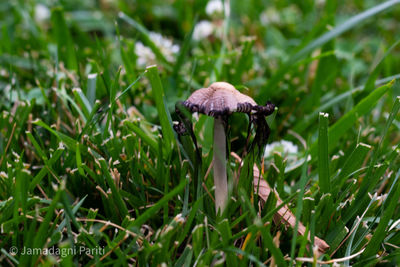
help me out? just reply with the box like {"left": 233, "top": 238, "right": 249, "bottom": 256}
{"left": 213, "top": 117, "right": 228, "bottom": 214}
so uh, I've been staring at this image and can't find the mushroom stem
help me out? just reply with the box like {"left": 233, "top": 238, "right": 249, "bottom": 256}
{"left": 213, "top": 117, "right": 228, "bottom": 214}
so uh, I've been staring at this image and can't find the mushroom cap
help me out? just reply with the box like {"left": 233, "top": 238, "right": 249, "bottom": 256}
{"left": 183, "top": 82, "right": 260, "bottom": 116}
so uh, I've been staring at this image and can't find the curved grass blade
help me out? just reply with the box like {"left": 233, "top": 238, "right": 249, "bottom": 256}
{"left": 310, "top": 80, "right": 394, "bottom": 159}
{"left": 264, "top": 0, "right": 400, "bottom": 97}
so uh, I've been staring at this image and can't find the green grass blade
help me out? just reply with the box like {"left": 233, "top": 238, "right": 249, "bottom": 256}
{"left": 57, "top": 196, "right": 87, "bottom": 232}
{"left": 178, "top": 198, "right": 201, "bottom": 245}
{"left": 33, "top": 119, "right": 78, "bottom": 151}
{"left": 51, "top": 7, "right": 78, "bottom": 70}
{"left": 31, "top": 184, "right": 63, "bottom": 263}
{"left": 294, "top": 77, "right": 400, "bottom": 135}
{"left": 29, "top": 144, "right": 65, "bottom": 191}
{"left": 223, "top": 246, "right": 267, "bottom": 267}
{"left": 56, "top": 88, "right": 87, "bottom": 123}
{"left": 60, "top": 191, "right": 83, "bottom": 231}
{"left": 259, "top": 227, "right": 286, "bottom": 266}
{"left": 318, "top": 112, "right": 330, "bottom": 194}
{"left": 86, "top": 73, "right": 97, "bottom": 106}
{"left": 79, "top": 100, "right": 101, "bottom": 137}
{"left": 328, "top": 97, "right": 400, "bottom": 242}
{"left": 132, "top": 178, "right": 186, "bottom": 228}
{"left": 344, "top": 195, "right": 376, "bottom": 265}
{"left": 333, "top": 143, "right": 371, "bottom": 195}
{"left": 76, "top": 141, "right": 84, "bottom": 176}
{"left": 73, "top": 87, "right": 92, "bottom": 118}
{"left": 115, "top": 72, "right": 145, "bottom": 102}
{"left": 99, "top": 158, "right": 128, "bottom": 220}
{"left": 264, "top": 0, "right": 400, "bottom": 96}
{"left": 145, "top": 65, "right": 176, "bottom": 154}
{"left": 25, "top": 131, "right": 48, "bottom": 161}
{"left": 174, "top": 245, "right": 193, "bottom": 267}
{"left": 362, "top": 169, "right": 400, "bottom": 258}
{"left": 123, "top": 120, "right": 158, "bottom": 154}
{"left": 0, "top": 248, "right": 19, "bottom": 265}
{"left": 310, "top": 80, "right": 394, "bottom": 158}
{"left": 363, "top": 40, "right": 400, "bottom": 94}
{"left": 345, "top": 96, "right": 400, "bottom": 219}
{"left": 105, "top": 67, "right": 122, "bottom": 138}
{"left": 290, "top": 149, "right": 309, "bottom": 264}
{"left": 292, "top": 0, "right": 400, "bottom": 63}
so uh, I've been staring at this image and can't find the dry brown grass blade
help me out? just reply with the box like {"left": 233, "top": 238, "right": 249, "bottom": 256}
{"left": 253, "top": 165, "right": 330, "bottom": 256}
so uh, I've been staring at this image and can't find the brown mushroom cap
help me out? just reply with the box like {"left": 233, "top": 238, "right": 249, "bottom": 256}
{"left": 176, "top": 81, "right": 275, "bottom": 150}
{"left": 183, "top": 82, "right": 264, "bottom": 117}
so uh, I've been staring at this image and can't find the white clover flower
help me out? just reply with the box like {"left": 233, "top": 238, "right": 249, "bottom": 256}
{"left": 135, "top": 32, "right": 180, "bottom": 67}
{"left": 149, "top": 32, "right": 180, "bottom": 55}
{"left": 259, "top": 7, "right": 281, "bottom": 26}
{"left": 135, "top": 42, "right": 156, "bottom": 67}
{"left": 0, "top": 171, "right": 8, "bottom": 179}
{"left": 264, "top": 140, "right": 298, "bottom": 158}
{"left": 206, "top": 0, "right": 230, "bottom": 17}
{"left": 264, "top": 140, "right": 302, "bottom": 172}
{"left": 193, "top": 20, "right": 214, "bottom": 41}
{"left": 34, "top": 3, "right": 51, "bottom": 23}
{"left": 260, "top": 5, "right": 301, "bottom": 27}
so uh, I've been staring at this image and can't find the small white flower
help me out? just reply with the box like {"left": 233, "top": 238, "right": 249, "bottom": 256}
{"left": 264, "top": 140, "right": 298, "bottom": 158}
{"left": 135, "top": 42, "right": 156, "bottom": 67}
{"left": 206, "top": 0, "right": 230, "bottom": 17}
{"left": 34, "top": 4, "right": 51, "bottom": 23}
{"left": 149, "top": 32, "right": 180, "bottom": 54}
{"left": 135, "top": 32, "right": 180, "bottom": 67}
{"left": 260, "top": 5, "right": 301, "bottom": 27}
{"left": 259, "top": 7, "right": 281, "bottom": 26}
{"left": 193, "top": 20, "right": 214, "bottom": 41}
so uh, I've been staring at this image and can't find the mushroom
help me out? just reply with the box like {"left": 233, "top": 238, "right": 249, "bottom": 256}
{"left": 175, "top": 82, "right": 275, "bottom": 214}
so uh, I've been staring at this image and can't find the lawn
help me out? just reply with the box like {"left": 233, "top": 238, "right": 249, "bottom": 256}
{"left": 1, "top": 0, "right": 400, "bottom": 266}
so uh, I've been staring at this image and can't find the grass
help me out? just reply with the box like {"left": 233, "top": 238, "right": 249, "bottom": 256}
{"left": 1, "top": 0, "right": 400, "bottom": 266}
